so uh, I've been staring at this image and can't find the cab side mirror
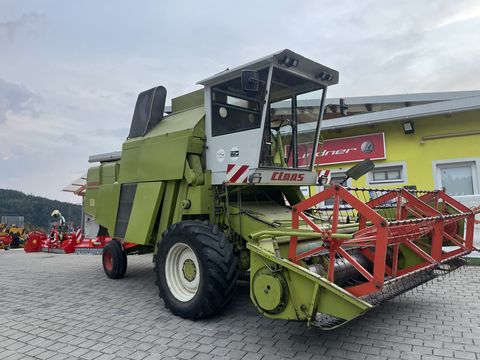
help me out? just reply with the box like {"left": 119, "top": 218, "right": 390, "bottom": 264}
{"left": 241, "top": 70, "right": 259, "bottom": 92}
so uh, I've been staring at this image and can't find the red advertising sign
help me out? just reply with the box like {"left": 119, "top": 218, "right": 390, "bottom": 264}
{"left": 292, "top": 133, "right": 386, "bottom": 167}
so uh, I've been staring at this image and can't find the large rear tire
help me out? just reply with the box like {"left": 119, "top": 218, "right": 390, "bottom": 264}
{"left": 102, "top": 240, "right": 127, "bottom": 279}
{"left": 154, "top": 221, "right": 238, "bottom": 319}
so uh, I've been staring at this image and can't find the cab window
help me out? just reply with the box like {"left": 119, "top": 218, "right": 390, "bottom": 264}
{"left": 260, "top": 67, "right": 325, "bottom": 170}
{"left": 211, "top": 69, "right": 268, "bottom": 136}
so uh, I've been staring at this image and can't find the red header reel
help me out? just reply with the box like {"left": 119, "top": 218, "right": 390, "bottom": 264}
{"left": 290, "top": 185, "right": 475, "bottom": 299}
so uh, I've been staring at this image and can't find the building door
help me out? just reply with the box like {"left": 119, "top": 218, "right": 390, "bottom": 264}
{"left": 436, "top": 161, "right": 478, "bottom": 196}
{"left": 434, "top": 160, "right": 480, "bottom": 252}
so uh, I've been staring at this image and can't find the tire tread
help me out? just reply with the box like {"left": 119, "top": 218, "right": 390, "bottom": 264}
{"left": 154, "top": 220, "right": 238, "bottom": 319}
{"left": 102, "top": 240, "right": 127, "bottom": 279}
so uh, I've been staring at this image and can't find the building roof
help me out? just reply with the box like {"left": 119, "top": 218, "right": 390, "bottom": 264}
{"left": 313, "top": 90, "right": 480, "bottom": 107}
{"left": 298, "top": 90, "right": 480, "bottom": 133}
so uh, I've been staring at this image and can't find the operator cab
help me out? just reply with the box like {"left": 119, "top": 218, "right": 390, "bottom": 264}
{"left": 198, "top": 49, "right": 339, "bottom": 185}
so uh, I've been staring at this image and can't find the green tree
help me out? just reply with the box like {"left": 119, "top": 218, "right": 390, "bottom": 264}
{"left": 0, "top": 189, "right": 82, "bottom": 229}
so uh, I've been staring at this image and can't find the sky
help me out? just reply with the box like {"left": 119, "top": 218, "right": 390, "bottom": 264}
{"left": 1, "top": 0, "right": 480, "bottom": 202}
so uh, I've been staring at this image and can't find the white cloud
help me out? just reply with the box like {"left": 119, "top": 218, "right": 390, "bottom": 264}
{"left": 433, "top": 4, "right": 480, "bottom": 29}
{"left": 0, "top": 12, "right": 47, "bottom": 43}
{"left": 0, "top": 79, "right": 41, "bottom": 122}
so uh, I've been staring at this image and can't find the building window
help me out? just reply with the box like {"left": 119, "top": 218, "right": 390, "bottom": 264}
{"left": 436, "top": 161, "right": 478, "bottom": 196}
{"left": 372, "top": 168, "right": 401, "bottom": 182}
{"left": 367, "top": 164, "right": 406, "bottom": 185}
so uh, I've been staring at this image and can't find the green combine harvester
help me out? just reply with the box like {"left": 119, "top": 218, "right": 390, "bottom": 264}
{"left": 85, "top": 50, "right": 475, "bottom": 328}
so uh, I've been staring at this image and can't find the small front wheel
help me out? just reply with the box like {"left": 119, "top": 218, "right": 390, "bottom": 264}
{"left": 102, "top": 240, "right": 127, "bottom": 279}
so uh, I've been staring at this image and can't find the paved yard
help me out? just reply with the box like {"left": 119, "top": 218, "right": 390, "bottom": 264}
{"left": 0, "top": 249, "right": 479, "bottom": 360}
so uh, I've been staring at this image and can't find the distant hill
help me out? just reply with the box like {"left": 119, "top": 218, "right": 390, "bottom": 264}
{"left": 0, "top": 189, "right": 82, "bottom": 230}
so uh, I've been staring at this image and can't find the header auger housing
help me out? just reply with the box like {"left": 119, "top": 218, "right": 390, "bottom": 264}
{"left": 84, "top": 50, "right": 475, "bottom": 328}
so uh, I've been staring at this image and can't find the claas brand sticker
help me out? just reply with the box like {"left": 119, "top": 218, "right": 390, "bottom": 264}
{"left": 271, "top": 171, "right": 305, "bottom": 181}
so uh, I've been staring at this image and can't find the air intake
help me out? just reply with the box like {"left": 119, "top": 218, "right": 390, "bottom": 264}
{"left": 128, "top": 86, "right": 167, "bottom": 138}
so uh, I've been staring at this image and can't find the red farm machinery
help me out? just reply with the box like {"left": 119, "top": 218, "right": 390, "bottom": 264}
{"left": 24, "top": 210, "right": 82, "bottom": 254}
{"left": 286, "top": 184, "right": 474, "bottom": 326}
{"left": 0, "top": 225, "right": 13, "bottom": 250}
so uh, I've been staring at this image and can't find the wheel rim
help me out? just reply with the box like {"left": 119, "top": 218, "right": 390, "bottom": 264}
{"left": 165, "top": 242, "right": 200, "bottom": 302}
{"left": 104, "top": 251, "right": 113, "bottom": 272}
